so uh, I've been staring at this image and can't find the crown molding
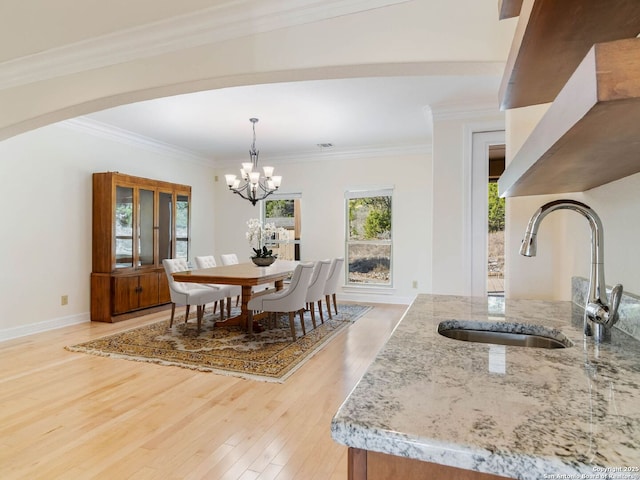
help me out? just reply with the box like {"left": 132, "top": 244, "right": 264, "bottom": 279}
{"left": 59, "top": 117, "right": 430, "bottom": 168}
{"left": 59, "top": 117, "right": 214, "bottom": 167}
{"left": 0, "top": 0, "right": 411, "bottom": 91}
{"left": 424, "top": 100, "right": 503, "bottom": 121}
{"left": 215, "top": 142, "right": 432, "bottom": 168}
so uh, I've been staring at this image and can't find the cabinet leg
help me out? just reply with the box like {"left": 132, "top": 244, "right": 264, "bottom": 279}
{"left": 348, "top": 448, "right": 367, "bottom": 480}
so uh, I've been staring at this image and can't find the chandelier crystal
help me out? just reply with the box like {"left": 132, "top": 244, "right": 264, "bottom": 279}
{"left": 224, "top": 118, "right": 282, "bottom": 206}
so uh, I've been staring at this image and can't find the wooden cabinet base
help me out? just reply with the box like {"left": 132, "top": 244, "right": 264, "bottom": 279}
{"left": 106, "top": 303, "right": 171, "bottom": 323}
{"left": 91, "top": 271, "right": 170, "bottom": 322}
{"left": 348, "top": 448, "right": 510, "bottom": 480}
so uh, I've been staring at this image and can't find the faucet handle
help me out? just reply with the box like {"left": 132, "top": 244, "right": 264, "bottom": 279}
{"left": 585, "top": 283, "right": 623, "bottom": 329}
{"left": 605, "top": 284, "right": 624, "bottom": 328}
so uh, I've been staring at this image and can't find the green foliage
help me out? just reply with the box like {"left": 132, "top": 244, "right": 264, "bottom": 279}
{"left": 176, "top": 198, "right": 189, "bottom": 228}
{"left": 364, "top": 207, "right": 391, "bottom": 239}
{"left": 488, "top": 182, "right": 505, "bottom": 232}
{"left": 265, "top": 199, "right": 294, "bottom": 218}
{"left": 348, "top": 196, "right": 392, "bottom": 240}
{"left": 115, "top": 203, "right": 132, "bottom": 227}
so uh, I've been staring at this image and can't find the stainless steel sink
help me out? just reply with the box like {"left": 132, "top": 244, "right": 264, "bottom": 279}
{"left": 437, "top": 320, "right": 572, "bottom": 349}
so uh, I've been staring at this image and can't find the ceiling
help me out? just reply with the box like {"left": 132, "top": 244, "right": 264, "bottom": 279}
{"left": 82, "top": 73, "right": 503, "bottom": 166}
{"left": 2, "top": 0, "right": 510, "bottom": 157}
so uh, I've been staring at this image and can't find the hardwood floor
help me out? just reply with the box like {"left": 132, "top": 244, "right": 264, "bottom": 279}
{"left": 0, "top": 303, "right": 407, "bottom": 480}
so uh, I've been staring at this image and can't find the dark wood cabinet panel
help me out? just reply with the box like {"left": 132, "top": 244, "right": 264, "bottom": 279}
{"left": 138, "top": 273, "right": 159, "bottom": 309}
{"left": 158, "top": 273, "right": 171, "bottom": 305}
{"left": 112, "top": 276, "right": 141, "bottom": 315}
{"left": 348, "top": 448, "right": 509, "bottom": 480}
{"left": 112, "top": 273, "right": 160, "bottom": 314}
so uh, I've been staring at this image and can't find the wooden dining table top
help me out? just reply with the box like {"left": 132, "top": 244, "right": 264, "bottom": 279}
{"left": 172, "top": 260, "right": 298, "bottom": 286}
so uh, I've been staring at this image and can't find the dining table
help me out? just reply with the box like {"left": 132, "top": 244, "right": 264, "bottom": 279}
{"left": 171, "top": 260, "right": 298, "bottom": 334}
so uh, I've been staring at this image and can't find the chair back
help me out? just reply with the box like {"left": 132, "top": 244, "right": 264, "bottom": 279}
{"left": 220, "top": 253, "right": 239, "bottom": 266}
{"left": 194, "top": 255, "right": 217, "bottom": 269}
{"left": 162, "top": 258, "right": 191, "bottom": 301}
{"left": 306, "top": 260, "right": 332, "bottom": 303}
{"left": 283, "top": 262, "right": 315, "bottom": 310}
{"left": 323, "top": 257, "right": 344, "bottom": 295}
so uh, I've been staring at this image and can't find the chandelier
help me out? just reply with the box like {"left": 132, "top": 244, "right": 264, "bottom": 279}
{"left": 224, "top": 118, "right": 282, "bottom": 206}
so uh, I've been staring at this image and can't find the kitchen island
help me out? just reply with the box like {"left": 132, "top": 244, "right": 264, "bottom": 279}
{"left": 331, "top": 294, "right": 640, "bottom": 480}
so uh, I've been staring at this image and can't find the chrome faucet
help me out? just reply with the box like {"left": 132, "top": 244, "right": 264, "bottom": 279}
{"left": 520, "top": 199, "right": 623, "bottom": 341}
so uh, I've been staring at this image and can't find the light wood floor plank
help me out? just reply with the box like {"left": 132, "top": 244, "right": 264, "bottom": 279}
{"left": 0, "top": 303, "right": 406, "bottom": 479}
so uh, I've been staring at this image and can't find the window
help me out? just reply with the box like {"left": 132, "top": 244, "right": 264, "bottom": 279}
{"left": 263, "top": 194, "right": 301, "bottom": 261}
{"left": 487, "top": 145, "right": 506, "bottom": 295}
{"left": 115, "top": 186, "right": 133, "bottom": 268}
{"left": 345, "top": 188, "right": 393, "bottom": 286}
{"left": 175, "top": 194, "right": 189, "bottom": 260}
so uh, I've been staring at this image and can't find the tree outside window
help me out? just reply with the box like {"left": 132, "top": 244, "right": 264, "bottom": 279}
{"left": 487, "top": 182, "right": 505, "bottom": 292}
{"left": 263, "top": 196, "right": 301, "bottom": 261}
{"left": 346, "top": 190, "right": 392, "bottom": 286}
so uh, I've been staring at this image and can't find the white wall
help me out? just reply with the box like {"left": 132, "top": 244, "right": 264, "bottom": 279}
{"left": 576, "top": 174, "right": 640, "bottom": 298}
{"left": 430, "top": 108, "right": 505, "bottom": 296}
{"left": 505, "top": 106, "right": 640, "bottom": 300}
{"left": 0, "top": 122, "right": 217, "bottom": 339}
{"left": 212, "top": 151, "right": 432, "bottom": 304}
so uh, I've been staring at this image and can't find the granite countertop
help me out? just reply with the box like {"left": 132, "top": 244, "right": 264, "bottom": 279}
{"left": 331, "top": 294, "right": 640, "bottom": 480}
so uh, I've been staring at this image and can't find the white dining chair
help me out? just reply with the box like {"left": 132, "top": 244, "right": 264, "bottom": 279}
{"left": 220, "top": 253, "right": 240, "bottom": 266}
{"left": 323, "top": 257, "right": 344, "bottom": 319}
{"left": 305, "top": 259, "right": 332, "bottom": 328}
{"left": 247, "top": 262, "right": 314, "bottom": 340}
{"left": 194, "top": 255, "right": 239, "bottom": 315}
{"left": 162, "top": 258, "right": 228, "bottom": 334}
{"left": 220, "top": 252, "right": 270, "bottom": 293}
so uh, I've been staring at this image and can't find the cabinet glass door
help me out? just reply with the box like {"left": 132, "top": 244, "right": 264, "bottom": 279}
{"left": 138, "top": 188, "right": 155, "bottom": 266}
{"left": 175, "top": 194, "right": 189, "bottom": 260}
{"left": 158, "top": 192, "right": 173, "bottom": 262}
{"left": 115, "top": 186, "right": 134, "bottom": 268}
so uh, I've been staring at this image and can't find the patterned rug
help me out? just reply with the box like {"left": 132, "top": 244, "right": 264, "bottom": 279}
{"left": 66, "top": 304, "right": 371, "bottom": 382}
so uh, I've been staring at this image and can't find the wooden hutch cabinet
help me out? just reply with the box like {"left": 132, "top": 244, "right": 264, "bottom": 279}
{"left": 91, "top": 172, "right": 191, "bottom": 322}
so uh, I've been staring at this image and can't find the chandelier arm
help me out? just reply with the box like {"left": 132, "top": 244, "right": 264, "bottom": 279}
{"left": 256, "top": 189, "right": 275, "bottom": 203}
{"left": 255, "top": 181, "right": 274, "bottom": 195}
{"left": 229, "top": 183, "right": 250, "bottom": 194}
{"left": 242, "top": 191, "right": 259, "bottom": 206}
{"left": 231, "top": 188, "right": 261, "bottom": 206}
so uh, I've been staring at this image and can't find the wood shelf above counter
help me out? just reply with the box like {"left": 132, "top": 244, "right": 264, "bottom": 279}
{"left": 499, "top": 38, "right": 640, "bottom": 197}
{"left": 498, "top": 0, "right": 523, "bottom": 20}
{"left": 499, "top": 0, "right": 640, "bottom": 110}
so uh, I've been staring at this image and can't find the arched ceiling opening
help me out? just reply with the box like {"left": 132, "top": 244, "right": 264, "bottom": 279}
{"left": 0, "top": 0, "right": 516, "bottom": 159}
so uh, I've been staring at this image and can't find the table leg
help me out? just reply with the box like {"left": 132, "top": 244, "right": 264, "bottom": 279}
{"left": 241, "top": 285, "right": 253, "bottom": 333}
{"left": 275, "top": 279, "right": 284, "bottom": 291}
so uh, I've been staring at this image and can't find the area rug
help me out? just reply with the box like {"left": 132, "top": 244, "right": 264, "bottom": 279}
{"left": 66, "top": 304, "right": 371, "bottom": 382}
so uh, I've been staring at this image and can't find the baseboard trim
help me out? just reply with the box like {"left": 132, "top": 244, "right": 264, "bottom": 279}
{"left": 0, "top": 312, "right": 90, "bottom": 343}
{"left": 338, "top": 292, "right": 414, "bottom": 305}
{"left": 0, "top": 293, "right": 413, "bottom": 343}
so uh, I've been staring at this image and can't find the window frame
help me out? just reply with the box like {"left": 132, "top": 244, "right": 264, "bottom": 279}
{"left": 261, "top": 192, "right": 302, "bottom": 261}
{"left": 344, "top": 187, "right": 394, "bottom": 288}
